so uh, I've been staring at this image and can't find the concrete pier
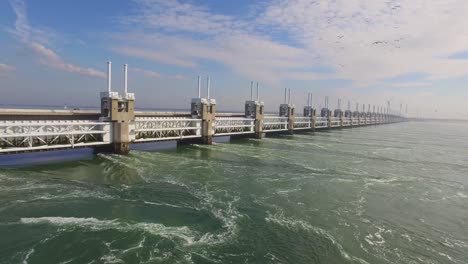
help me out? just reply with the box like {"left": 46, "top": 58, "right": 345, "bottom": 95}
{"left": 245, "top": 100, "right": 265, "bottom": 138}
{"left": 191, "top": 98, "right": 216, "bottom": 145}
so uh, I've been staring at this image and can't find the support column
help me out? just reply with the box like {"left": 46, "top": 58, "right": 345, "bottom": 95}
{"left": 100, "top": 92, "right": 135, "bottom": 154}
{"left": 327, "top": 112, "right": 332, "bottom": 129}
{"left": 246, "top": 100, "right": 264, "bottom": 138}
{"left": 99, "top": 62, "right": 136, "bottom": 155}
{"left": 334, "top": 109, "right": 343, "bottom": 128}
{"left": 303, "top": 106, "right": 315, "bottom": 132}
{"left": 280, "top": 104, "right": 295, "bottom": 134}
{"left": 192, "top": 98, "right": 216, "bottom": 144}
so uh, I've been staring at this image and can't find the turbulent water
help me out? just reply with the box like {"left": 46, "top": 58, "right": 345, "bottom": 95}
{"left": 1, "top": 121, "right": 468, "bottom": 264}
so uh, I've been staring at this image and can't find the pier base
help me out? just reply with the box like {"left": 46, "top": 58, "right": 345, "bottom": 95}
{"left": 112, "top": 122, "right": 130, "bottom": 154}
{"left": 100, "top": 91, "right": 135, "bottom": 155}
{"left": 246, "top": 100, "right": 265, "bottom": 140}
{"left": 192, "top": 98, "right": 216, "bottom": 145}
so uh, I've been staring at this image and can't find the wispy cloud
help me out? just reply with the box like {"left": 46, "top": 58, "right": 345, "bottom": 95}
{"left": 9, "top": 0, "right": 105, "bottom": 78}
{"left": 29, "top": 42, "right": 105, "bottom": 78}
{"left": 0, "top": 63, "right": 16, "bottom": 72}
{"left": 260, "top": 0, "right": 468, "bottom": 85}
{"left": 120, "top": 0, "right": 246, "bottom": 35}
{"left": 112, "top": 0, "right": 326, "bottom": 85}
{"left": 112, "top": 46, "right": 197, "bottom": 68}
{"left": 113, "top": 0, "right": 468, "bottom": 88}
{"left": 131, "top": 67, "right": 185, "bottom": 80}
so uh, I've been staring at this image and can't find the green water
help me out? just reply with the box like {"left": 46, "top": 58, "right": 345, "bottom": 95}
{"left": 1, "top": 122, "right": 467, "bottom": 264}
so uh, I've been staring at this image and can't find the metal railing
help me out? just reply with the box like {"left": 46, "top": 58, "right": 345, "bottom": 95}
{"left": 214, "top": 117, "right": 254, "bottom": 136}
{"left": 133, "top": 117, "right": 201, "bottom": 142}
{"left": 315, "top": 117, "right": 328, "bottom": 128}
{"left": 342, "top": 118, "right": 352, "bottom": 126}
{"left": 293, "top": 117, "right": 312, "bottom": 130}
{"left": 0, "top": 120, "right": 110, "bottom": 153}
{"left": 330, "top": 117, "right": 341, "bottom": 127}
{"left": 263, "top": 116, "right": 288, "bottom": 132}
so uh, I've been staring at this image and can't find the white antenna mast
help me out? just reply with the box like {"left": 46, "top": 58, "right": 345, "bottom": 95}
{"left": 107, "top": 61, "right": 112, "bottom": 93}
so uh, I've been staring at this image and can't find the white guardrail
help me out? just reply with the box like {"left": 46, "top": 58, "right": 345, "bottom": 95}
{"left": 214, "top": 117, "right": 255, "bottom": 136}
{"left": 330, "top": 117, "right": 341, "bottom": 127}
{"left": 133, "top": 117, "right": 201, "bottom": 142}
{"left": 315, "top": 117, "right": 328, "bottom": 128}
{"left": 293, "top": 117, "right": 312, "bottom": 130}
{"left": 263, "top": 116, "right": 288, "bottom": 132}
{"left": 342, "top": 118, "right": 352, "bottom": 126}
{"left": 0, "top": 120, "right": 111, "bottom": 153}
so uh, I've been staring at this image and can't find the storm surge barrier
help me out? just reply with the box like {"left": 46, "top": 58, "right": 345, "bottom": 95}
{"left": 0, "top": 63, "right": 406, "bottom": 155}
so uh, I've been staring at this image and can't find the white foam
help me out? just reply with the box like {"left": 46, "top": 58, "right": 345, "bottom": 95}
{"left": 100, "top": 254, "right": 125, "bottom": 264}
{"left": 438, "top": 252, "right": 453, "bottom": 261}
{"left": 58, "top": 259, "right": 75, "bottom": 264}
{"left": 401, "top": 234, "right": 412, "bottom": 242}
{"left": 22, "top": 248, "right": 34, "bottom": 264}
{"left": 276, "top": 188, "right": 300, "bottom": 195}
{"left": 442, "top": 237, "right": 468, "bottom": 249}
{"left": 365, "top": 228, "right": 386, "bottom": 246}
{"left": 20, "top": 217, "right": 198, "bottom": 245}
{"left": 265, "top": 213, "right": 369, "bottom": 264}
{"left": 122, "top": 236, "right": 145, "bottom": 254}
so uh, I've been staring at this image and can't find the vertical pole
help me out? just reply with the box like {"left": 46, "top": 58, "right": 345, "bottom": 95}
{"left": 288, "top": 88, "right": 291, "bottom": 104}
{"left": 124, "top": 64, "right": 128, "bottom": 95}
{"left": 207, "top": 76, "right": 211, "bottom": 99}
{"left": 107, "top": 61, "right": 112, "bottom": 93}
{"left": 198, "top": 76, "right": 201, "bottom": 98}
{"left": 250, "top": 81, "right": 253, "bottom": 101}
{"left": 284, "top": 88, "right": 287, "bottom": 104}
{"left": 256, "top": 82, "right": 259, "bottom": 101}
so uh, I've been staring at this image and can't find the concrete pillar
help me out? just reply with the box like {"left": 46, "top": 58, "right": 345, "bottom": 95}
{"left": 280, "top": 104, "right": 295, "bottom": 134}
{"left": 100, "top": 92, "right": 135, "bottom": 154}
{"left": 246, "top": 100, "right": 265, "bottom": 138}
{"left": 192, "top": 98, "right": 216, "bottom": 144}
{"left": 303, "top": 106, "right": 315, "bottom": 132}
{"left": 334, "top": 110, "right": 343, "bottom": 128}
{"left": 327, "top": 111, "right": 332, "bottom": 129}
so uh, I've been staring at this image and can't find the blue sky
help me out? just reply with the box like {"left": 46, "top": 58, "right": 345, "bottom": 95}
{"left": 1, "top": 0, "right": 468, "bottom": 118}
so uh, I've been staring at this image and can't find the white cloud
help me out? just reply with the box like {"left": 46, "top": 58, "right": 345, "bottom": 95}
{"left": 113, "top": 0, "right": 329, "bottom": 85}
{"left": 29, "top": 42, "right": 105, "bottom": 78}
{"left": 114, "top": 0, "right": 468, "bottom": 87}
{"left": 120, "top": 0, "right": 247, "bottom": 35}
{"left": 9, "top": 0, "right": 105, "bottom": 79}
{"left": 260, "top": 0, "right": 468, "bottom": 85}
{"left": 0, "top": 63, "right": 16, "bottom": 72}
{"left": 112, "top": 46, "right": 198, "bottom": 68}
{"left": 131, "top": 67, "right": 185, "bottom": 80}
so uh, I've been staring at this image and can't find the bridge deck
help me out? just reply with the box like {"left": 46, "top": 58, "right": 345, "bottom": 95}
{"left": 0, "top": 109, "right": 403, "bottom": 154}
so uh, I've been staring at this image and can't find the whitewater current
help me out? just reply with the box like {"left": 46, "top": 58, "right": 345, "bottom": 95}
{"left": 0, "top": 121, "right": 467, "bottom": 263}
